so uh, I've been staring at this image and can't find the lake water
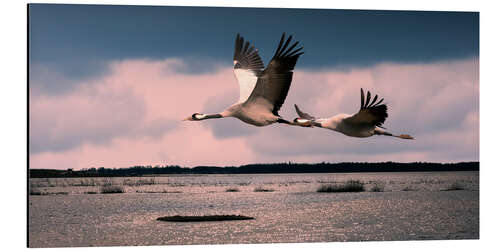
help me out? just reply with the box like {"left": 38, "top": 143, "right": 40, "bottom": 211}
{"left": 28, "top": 172, "right": 479, "bottom": 247}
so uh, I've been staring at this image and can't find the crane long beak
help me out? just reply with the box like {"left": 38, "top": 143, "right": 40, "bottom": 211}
{"left": 182, "top": 116, "right": 193, "bottom": 121}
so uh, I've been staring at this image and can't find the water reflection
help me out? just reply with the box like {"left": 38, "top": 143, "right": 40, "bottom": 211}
{"left": 29, "top": 172, "right": 479, "bottom": 247}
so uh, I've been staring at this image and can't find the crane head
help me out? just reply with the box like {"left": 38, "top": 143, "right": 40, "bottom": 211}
{"left": 183, "top": 113, "right": 204, "bottom": 121}
{"left": 292, "top": 118, "right": 314, "bottom": 127}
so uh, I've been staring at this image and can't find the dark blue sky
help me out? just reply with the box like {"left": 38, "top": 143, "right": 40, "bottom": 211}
{"left": 29, "top": 4, "right": 478, "bottom": 78}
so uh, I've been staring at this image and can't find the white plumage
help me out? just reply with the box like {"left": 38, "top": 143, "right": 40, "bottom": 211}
{"left": 233, "top": 68, "right": 259, "bottom": 104}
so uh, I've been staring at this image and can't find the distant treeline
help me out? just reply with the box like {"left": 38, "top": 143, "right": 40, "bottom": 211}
{"left": 29, "top": 161, "right": 479, "bottom": 178}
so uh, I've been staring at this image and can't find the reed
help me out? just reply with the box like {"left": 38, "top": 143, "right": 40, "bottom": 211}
{"left": 100, "top": 185, "right": 125, "bottom": 194}
{"left": 317, "top": 180, "right": 365, "bottom": 193}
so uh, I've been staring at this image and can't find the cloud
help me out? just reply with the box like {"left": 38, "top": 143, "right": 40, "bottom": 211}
{"left": 29, "top": 58, "right": 256, "bottom": 169}
{"left": 29, "top": 124, "right": 255, "bottom": 170}
{"left": 29, "top": 92, "right": 177, "bottom": 154}
{"left": 29, "top": 61, "right": 112, "bottom": 95}
{"left": 29, "top": 57, "right": 478, "bottom": 169}
{"left": 244, "top": 58, "right": 479, "bottom": 163}
{"left": 29, "top": 62, "right": 179, "bottom": 154}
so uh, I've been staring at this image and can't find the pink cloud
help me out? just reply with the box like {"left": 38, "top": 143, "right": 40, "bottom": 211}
{"left": 245, "top": 58, "right": 479, "bottom": 163}
{"left": 29, "top": 77, "right": 175, "bottom": 154}
{"left": 29, "top": 57, "right": 478, "bottom": 169}
{"left": 30, "top": 124, "right": 255, "bottom": 170}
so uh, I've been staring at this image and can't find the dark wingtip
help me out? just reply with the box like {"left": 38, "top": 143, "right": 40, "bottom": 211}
{"left": 369, "top": 94, "right": 378, "bottom": 107}
{"left": 236, "top": 33, "right": 243, "bottom": 44}
{"left": 289, "top": 47, "right": 303, "bottom": 57}
{"left": 280, "top": 33, "right": 286, "bottom": 44}
{"left": 375, "top": 98, "right": 384, "bottom": 106}
{"left": 360, "top": 88, "right": 365, "bottom": 108}
{"left": 243, "top": 41, "right": 250, "bottom": 53}
{"left": 283, "top": 41, "right": 299, "bottom": 55}
{"left": 274, "top": 33, "right": 287, "bottom": 57}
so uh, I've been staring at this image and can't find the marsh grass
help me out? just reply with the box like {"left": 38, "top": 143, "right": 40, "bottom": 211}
{"left": 157, "top": 215, "right": 254, "bottom": 222}
{"left": 29, "top": 189, "right": 45, "bottom": 195}
{"left": 236, "top": 182, "right": 251, "bottom": 186}
{"left": 444, "top": 182, "right": 465, "bottom": 191}
{"left": 317, "top": 179, "right": 337, "bottom": 184}
{"left": 253, "top": 187, "right": 275, "bottom": 192}
{"left": 100, "top": 185, "right": 125, "bottom": 194}
{"left": 317, "top": 180, "right": 365, "bottom": 193}
{"left": 135, "top": 190, "right": 181, "bottom": 194}
{"left": 32, "top": 177, "right": 163, "bottom": 188}
{"left": 51, "top": 192, "right": 69, "bottom": 195}
{"left": 74, "top": 178, "right": 98, "bottom": 186}
{"left": 370, "top": 181, "right": 385, "bottom": 192}
{"left": 124, "top": 178, "right": 156, "bottom": 186}
{"left": 412, "top": 178, "right": 445, "bottom": 185}
{"left": 402, "top": 186, "right": 417, "bottom": 191}
{"left": 30, "top": 190, "right": 68, "bottom": 195}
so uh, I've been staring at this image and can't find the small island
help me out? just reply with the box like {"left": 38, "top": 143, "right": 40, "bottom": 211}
{"left": 156, "top": 215, "right": 255, "bottom": 222}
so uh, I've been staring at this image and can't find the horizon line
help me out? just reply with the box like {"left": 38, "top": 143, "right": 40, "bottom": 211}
{"left": 29, "top": 160, "right": 480, "bottom": 171}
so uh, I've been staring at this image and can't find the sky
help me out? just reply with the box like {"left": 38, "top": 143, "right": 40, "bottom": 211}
{"left": 28, "top": 4, "right": 479, "bottom": 169}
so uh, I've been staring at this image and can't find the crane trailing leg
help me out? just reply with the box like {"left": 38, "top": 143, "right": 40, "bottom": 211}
{"left": 374, "top": 128, "right": 414, "bottom": 139}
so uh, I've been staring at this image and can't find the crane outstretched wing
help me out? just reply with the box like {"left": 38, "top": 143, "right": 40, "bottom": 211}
{"left": 233, "top": 34, "right": 265, "bottom": 104}
{"left": 343, "top": 88, "right": 388, "bottom": 127}
{"left": 245, "top": 33, "right": 304, "bottom": 116}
